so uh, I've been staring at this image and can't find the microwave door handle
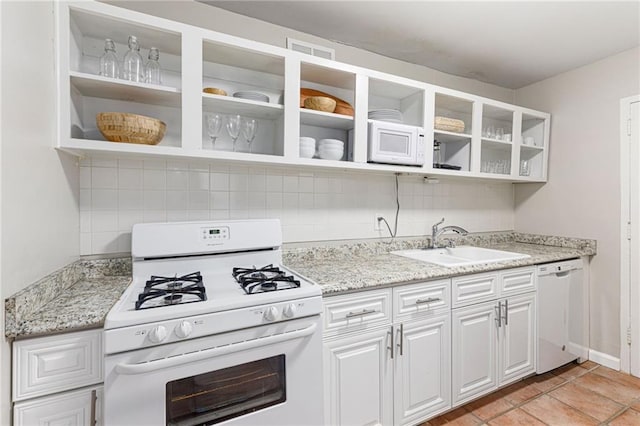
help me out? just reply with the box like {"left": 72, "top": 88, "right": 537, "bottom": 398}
{"left": 114, "top": 322, "right": 317, "bottom": 375}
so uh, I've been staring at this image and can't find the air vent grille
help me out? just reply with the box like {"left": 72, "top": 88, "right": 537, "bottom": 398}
{"left": 287, "top": 38, "right": 335, "bottom": 60}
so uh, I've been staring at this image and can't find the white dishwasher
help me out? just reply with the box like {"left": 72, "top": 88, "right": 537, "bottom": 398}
{"left": 536, "top": 258, "right": 587, "bottom": 374}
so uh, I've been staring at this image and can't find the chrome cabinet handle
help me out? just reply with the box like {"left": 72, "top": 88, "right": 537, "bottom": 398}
{"left": 388, "top": 326, "right": 394, "bottom": 359}
{"left": 397, "top": 323, "right": 404, "bottom": 356}
{"left": 503, "top": 299, "right": 509, "bottom": 326}
{"left": 495, "top": 301, "right": 502, "bottom": 327}
{"left": 415, "top": 297, "right": 441, "bottom": 305}
{"left": 90, "top": 389, "right": 97, "bottom": 425}
{"left": 346, "top": 308, "right": 377, "bottom": 318}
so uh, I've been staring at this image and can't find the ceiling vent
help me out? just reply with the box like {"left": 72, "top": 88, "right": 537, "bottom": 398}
{"left": 287, "top": 38, "right": 335, "bottom": 60}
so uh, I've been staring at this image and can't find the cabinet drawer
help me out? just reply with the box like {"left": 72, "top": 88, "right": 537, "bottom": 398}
{"left": 323, "top": 289, "right": 392, "bottom": 337}
{"left": 13, "top": 329, "right": 103, "bottom": 401}
{"left": 13, "top": 385, "right": 102, "bottom": 426}
{"left": 500, "top": 267, "right": 536, "bottom": 296}
{"left": 452, "top": 272, "right": 499, "bottom": 308}
{"left": 393, "top": 279, "right": 450, "bottom": 321}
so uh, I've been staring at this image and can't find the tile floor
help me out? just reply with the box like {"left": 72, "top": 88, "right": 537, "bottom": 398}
{"left": 422, "top": 361, "right": 640, "bottom": 425}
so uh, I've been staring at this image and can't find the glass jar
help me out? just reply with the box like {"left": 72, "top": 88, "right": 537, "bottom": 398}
{"left": 144, "top": 47, "right": 161, "bottom": 85}
{"left": 99, "top": 39, "right": 119, "bottom": 78}
{"left": 122, "top": 35, "right": 144, "bottom": 82}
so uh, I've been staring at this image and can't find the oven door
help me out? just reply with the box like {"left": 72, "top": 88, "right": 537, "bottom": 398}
{"left": 104, "top": 316, "right": 323, "bottom": 426}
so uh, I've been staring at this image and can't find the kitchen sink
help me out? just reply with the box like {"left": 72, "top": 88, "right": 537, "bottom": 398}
{"left": 391, "top": 246, "right": 530, "bottom": 267}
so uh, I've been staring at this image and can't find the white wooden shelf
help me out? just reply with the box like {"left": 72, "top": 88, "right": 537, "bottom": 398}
{"left": 520, "top": 144, "right": 545, "bottom": 153}
{"left": 434, "top": 130, "right": 472, "bottom": 143}
{"left": 300, "top": 109, "right": 354, "bottom": 130}
{"left": 70, "top": 72, "right": 181, "bottom": 107}
{"left": 202, "top": 93, "right": 284, "bottom": 119}
{"left": 482, "top": 138, "right": 513, "bottom": 150}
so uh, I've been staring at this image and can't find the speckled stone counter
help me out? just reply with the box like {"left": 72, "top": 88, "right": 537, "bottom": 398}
{"left": 5, "top": 257, "right": 131, "bottom": 339}
{"left": 283, "top": 232, "right": 596, "bottom": 295}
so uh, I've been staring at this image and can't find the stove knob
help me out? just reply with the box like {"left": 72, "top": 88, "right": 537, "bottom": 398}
{"left": 264, "top": 306, "right": 279, "bottom": 322}
{"left": 283, "top": 303, "right": 297, "bottom": 318}
{"left": 175, "top": 321, "right": 193, "bottom": 339}
{"left": 148, "top": 325, "right": 167, "bottom": 343}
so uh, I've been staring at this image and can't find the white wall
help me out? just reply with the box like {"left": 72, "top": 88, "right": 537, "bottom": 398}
{"left": 106, "top": 0, "right": 514, "bottom": 103}
{"left": 514, "top": 47, "right": 640, "bottom": 359}
{"left": 79, "top": 158, "right": 515, "bottom": 255}
{"left": 0, "top": 2, "right": 80, "bottom": 423}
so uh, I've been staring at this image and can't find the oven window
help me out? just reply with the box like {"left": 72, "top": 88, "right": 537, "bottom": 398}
{"left": 166, "top": 355, "right": 286, "bottom": 426}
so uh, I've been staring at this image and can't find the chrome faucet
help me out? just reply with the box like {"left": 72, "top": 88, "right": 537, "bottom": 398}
{"left": 428, "top": 218, "right": 469, "bottom": 249}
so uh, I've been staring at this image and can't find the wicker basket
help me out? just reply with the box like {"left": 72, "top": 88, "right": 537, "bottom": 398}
{"left": 96, "top": 112, "right": 166, "bottom": 145}
{"left": 434, "top": 116, "right": 465, "bottom": 133}
{"left": 203, "top": 87, "right": 228, "bottom": 96}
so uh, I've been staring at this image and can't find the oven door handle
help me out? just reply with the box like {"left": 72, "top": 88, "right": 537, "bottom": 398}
{"left": 115, "top": 322, "right": 318, "bottom": 375}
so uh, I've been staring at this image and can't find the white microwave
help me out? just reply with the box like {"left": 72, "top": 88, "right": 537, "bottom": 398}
{"left": 367, "top": 120, "right": 425, "bottom": 166}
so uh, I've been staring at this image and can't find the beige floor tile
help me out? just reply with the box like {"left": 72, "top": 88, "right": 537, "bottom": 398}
{"left": 579, "top": 360, "right": 600, "bottom": 370}
{"left": 520, "top": 394, "right": 598, "bottom": 425}
{"left": 551, "top": 362, "right": 590, "bottom": 380}
{"left": 466, "top": 392, "right": 514, "bottom": 420}
{"left": 549, "top": 382, "right": 623, "bottom": 421}
{"left": 573, "top": 372, "right": 640, "bottom": 404}
{"left": 487, "top": 408, "right": 546, "bottom": 426}
{"left": 500, "top": 382, "right": 542, "bottom": 405}
{"left": 609, "top": 408, "right": 640, "bottom": 426}
{"left": 528, "top": 372, "right": 566, "bottom": 392}
{"left": 590, "top": 366, "right": 640, "bottom": 388}
{"left": 441, "top": 407, "right": 483, "bottom": 426}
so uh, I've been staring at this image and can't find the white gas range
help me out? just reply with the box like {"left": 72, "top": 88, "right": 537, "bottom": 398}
{"left": 103, "top": 219, "right": 324, "bottom": 426}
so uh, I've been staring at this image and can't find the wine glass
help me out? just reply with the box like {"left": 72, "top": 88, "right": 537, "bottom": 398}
{"left": 242, "top": 118, "right": 258, "bottom": 153}
{"left": 206, "top": 114, "right": 223, "bottom": 149}
{"left": 226, "top": 114, "right": 242, "bottom": 152}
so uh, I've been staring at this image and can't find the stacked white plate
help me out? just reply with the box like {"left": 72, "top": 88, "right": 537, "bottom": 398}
{"left": 299, "top": 137, "right": 316, "bottom": 158}
{"left": 318, "top": 138, "right": 344, "bottom": 160}
{"left": 233, "top": 91, "right": 270, "bottom": 103}
{"left": 368, "top": 109, "right": 403, "bottom": 123}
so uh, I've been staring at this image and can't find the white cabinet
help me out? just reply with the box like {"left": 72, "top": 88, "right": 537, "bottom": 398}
{"left": 451, "top": 268, "right": 536, "bottom": 406}
{"left": 55, "top": 1, "right": 550, "bottom": 182}
{"left": 13, "top": 386, "right": 102, "bottom": 426}
{"left": 11, "top": 329, "right": 104, "bottom": 426}
{"left": 323, "top": 279, "right": 451, "bottom": 426}
{"left": 323, "top": 328, "right": 394, "bottom": 426}
{"left": 394, "top": 315, "right": 450, "bottom": 426}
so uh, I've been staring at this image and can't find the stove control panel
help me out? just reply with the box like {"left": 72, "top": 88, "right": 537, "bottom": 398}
{"left": 200, "top": 226, "right": 229, "bottom": 243}
{"left": 104, "top": 296, "right": 324, "bottom": 354}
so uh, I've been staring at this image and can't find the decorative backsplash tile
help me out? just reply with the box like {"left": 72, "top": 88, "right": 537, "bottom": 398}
{"left": 79, "top": 158, "right": 516, "bottom": 255}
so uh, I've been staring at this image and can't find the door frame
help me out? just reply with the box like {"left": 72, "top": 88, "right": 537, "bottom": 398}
{"left": 620, "top": 94, "right": 640, "bottom": 375}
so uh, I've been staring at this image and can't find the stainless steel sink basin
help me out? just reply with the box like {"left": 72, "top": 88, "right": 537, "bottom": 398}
{"left": 391, "top": 246, "right": 530, "bottom": 267}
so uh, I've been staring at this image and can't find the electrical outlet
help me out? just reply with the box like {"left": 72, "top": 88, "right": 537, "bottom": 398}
{"left": 374, "top": 214, "right": 384, "bottom": 231}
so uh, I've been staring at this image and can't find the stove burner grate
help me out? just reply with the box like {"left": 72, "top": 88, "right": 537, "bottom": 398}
{"left": 232, "top": 264, "right": 301, "bottom": 295}
{"left": 135, "top": 271, "right": 206, "bottom": 310}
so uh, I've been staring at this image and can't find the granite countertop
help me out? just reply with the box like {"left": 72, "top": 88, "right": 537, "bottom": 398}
{"left": 5, "top": 258, "right": 131, "bottom": 339}
{"left": 283, "top": 232, "right": 596, "bottom": 295}
{"left": 4, "top": 232, "right": 596, "bottom": 339}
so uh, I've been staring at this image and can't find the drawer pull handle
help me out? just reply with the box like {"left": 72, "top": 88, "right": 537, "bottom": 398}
{"left": 90, "top": 389, "right": 97, "bottom": 425}
{"left": 346, "top": 308, "right": 378, "bottom": 318}
{"left": 415, "top": 297, "right": 441, "bottom": 305}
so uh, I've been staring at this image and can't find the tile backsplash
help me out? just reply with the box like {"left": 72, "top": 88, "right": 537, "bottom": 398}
{"left": 79, "top": 158, "right": 515, "bottom": 255}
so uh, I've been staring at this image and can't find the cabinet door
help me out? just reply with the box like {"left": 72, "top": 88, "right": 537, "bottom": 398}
{"left": 13, "top": 385, "right": 102, "bottom": 426}
{"left": 394, "top": 315, "right": 451, "bottom": 426}
{"left": 452, "top": 300, "right": 498, "bottom": 405}
{"left": 499, "top": 293, "right": 536, "bottom": 385}
{"left": 323, "top": 328, "right": 393, "bottom": 426}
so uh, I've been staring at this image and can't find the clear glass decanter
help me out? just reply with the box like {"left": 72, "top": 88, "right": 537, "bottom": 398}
{"left": 99, "top": 39, "right": 119, "bottom": 78}
{"left": 122, "top": 35, "right": 144, "bottom": 82}
{"left": 144, "top": 47, "right": 161, "bottom": 85}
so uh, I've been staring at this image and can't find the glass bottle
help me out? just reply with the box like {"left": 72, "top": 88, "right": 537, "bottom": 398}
{"left": 144, "top": 47, "right": 161, "bottom": 85}
{"left": 122, "top": 35, "right": 144, "bottom": 82}
{"left": 99, "top": 39, "right": 119, "bottom": 78}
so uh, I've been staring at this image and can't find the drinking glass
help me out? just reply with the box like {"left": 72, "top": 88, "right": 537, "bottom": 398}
{"left": 242, "top": 118, "right": 258, "bottom": 153}
{"left": 206, "top": 114, "right": 223, "bottom": 149}
{"left": 226, "top": 114, "right": 242, "bottom": 151}
{"left": 520, "top": 160, "right": 530, "bottom": 176}
{"left": 496, "top": 128, "right": 504, "bottom": 140}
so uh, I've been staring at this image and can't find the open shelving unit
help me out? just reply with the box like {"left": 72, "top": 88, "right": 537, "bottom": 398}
{"left": 56, "top": 1, "right": 551, "bottom": 183}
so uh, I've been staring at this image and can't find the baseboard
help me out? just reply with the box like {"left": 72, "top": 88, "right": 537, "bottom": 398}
{"left": 588, "top": 348, "right": 621, "bottom": 370}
